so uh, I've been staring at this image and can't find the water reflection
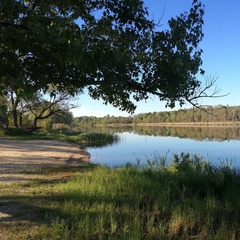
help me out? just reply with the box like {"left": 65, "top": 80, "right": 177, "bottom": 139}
{"left": 87, "top": 126, "right": 240, "bottom": 168}
{"left": 78, "top": 125, "right": 240, "bottom": 141}
{"left": 132, "top": 126, "right": 240, "bottom": 141}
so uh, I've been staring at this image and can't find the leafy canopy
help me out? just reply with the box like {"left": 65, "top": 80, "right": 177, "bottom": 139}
{"left": 1, "top": 0, "right": 206, "bottom": 113}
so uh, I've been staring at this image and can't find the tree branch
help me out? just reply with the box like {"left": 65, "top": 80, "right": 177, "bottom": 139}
{"left": 187, "top": 75, "right": 229, "bottom": 103}
{"left": 22, "top": 0, "right": 42, "bottom": 24}
{"left": 185, "top": 75, "right": 229, "bottom": 114}
{"left": 0, "top": 22, "right": 29, "bottom": 30}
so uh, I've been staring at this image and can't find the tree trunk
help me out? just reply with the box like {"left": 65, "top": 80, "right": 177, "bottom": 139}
{"left": 12, "top": 108, "right": 19, "bottom": 128}
{"left": 0, "top": 115, "right": 8, "bottom": 130}
{"left": 19, "top": 113, "right": 23, "bottom": 128}
{"left": 10, "top": 90, "right": 20, "bottom": 128}
{"left": 32, "top": 117, "right": 38, "bottom": 130}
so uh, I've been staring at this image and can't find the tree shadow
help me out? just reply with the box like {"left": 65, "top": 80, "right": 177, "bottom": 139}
{"left": 0, "top": 165, "right": 97, "bottom": 225}
{"left": 0, "top": 195, "right": 61, "bottom": 224}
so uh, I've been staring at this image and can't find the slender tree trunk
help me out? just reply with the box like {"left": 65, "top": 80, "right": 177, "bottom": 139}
{"left": 32, "top": 117, "right": 38, "bottom": 130}
{"left": 0, "top": 115, "right": 8, "bottom": 130}
{"left": 10, "top": 90, "right": 20, "bottom": 128}
{"left": 19, "top": 113, "right": 23, "bottom": 128}
{"left": 12, "top": 109, "right": 19, "bottom": 128}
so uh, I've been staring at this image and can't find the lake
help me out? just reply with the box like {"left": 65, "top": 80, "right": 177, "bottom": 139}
{"left": 86, "top": 126, "right": 240, "bottom": 168}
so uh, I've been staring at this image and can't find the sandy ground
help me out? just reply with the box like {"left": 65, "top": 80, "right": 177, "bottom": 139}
{"left": 0, "top": 138, "right": 90, "bottom": 183}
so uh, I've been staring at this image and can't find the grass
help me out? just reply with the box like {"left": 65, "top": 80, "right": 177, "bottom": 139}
{"left": 53, "top": 154, "right": 240, "bottom": 239}
{"left": 2, "top": 153, "right": 240, "bottom": 239}
{"left": 76, "top": 132, "right": 120, "bottom": 147}
{"left": 0, "top": 163, "right": 96, "bottom": 240}
{"left": 1, "top": 129, "right": 120, "bottom": 147}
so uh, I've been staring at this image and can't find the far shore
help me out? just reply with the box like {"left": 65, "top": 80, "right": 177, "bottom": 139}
{"left": 134, "top": 121, "right": 240, "bottom": 127}
{"left": 98, "top": 121, "right": 240, "bottom": 127}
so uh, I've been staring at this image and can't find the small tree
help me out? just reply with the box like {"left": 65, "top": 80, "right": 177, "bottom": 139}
{"left": 25, "top": 92, "right": 76, "bottom": 130}
{"left": 1, "top": 87, "right": 76, "bottom": 131}
{"left": 45, "top": 110, "right": 74, "bottom": 131}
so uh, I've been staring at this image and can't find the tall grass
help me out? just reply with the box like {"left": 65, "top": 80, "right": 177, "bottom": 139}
{"left": 53, "top": 153, "right": 240, "bottom": 239}
{"left": 2, "top": 130, "right": 119, "bottom": 148}
{"left": 76, "top": 132, "right": 120, "bottom": 147}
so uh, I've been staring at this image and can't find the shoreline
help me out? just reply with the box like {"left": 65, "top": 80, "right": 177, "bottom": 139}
{"left": 134, "top": 121, "right": 240, "bottom": 127}
{"left": 0, "top": 139, "right": 90, "bottom": 183}
{"left": 98, "top": 121, "right": 240, "bottom": 127}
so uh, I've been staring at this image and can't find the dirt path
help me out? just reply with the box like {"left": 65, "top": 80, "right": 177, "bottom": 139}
{"left": 0, "top": 139, "right": 90, "bottom": 183}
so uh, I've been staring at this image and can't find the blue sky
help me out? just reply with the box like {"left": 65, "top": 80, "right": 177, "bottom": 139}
{"left": 71, "top": 0, "right": 240, "bottom": 117}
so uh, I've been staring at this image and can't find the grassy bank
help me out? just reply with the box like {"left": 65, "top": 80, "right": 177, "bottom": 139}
{"left": 1, "top": 130, "right": 119, "bottom": 148}
{"left": 1, "top": 153, "right": 240, "bottom": 239}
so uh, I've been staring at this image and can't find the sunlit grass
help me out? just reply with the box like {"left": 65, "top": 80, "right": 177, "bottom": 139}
{"left": 1, "top": 153, "right": 240, "bottom": 239}
{"left": 2, "top": 129, "right": 119, "bottom": 147}
{"left": 53, "top": 154, "right": 240, "bottom": 239}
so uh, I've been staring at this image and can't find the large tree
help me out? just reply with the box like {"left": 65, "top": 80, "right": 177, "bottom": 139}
{"left": 1, "top": 0, "right": 215, "bottom": 113}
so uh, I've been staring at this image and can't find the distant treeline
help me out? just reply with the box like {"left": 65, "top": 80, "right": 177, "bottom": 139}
{"left": 73, "top": 105, "right": 240, "bottom": 127}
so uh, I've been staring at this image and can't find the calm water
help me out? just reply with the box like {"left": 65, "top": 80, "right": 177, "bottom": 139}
{"left": 87, "top": 127, "right": 240, "bottom": 168}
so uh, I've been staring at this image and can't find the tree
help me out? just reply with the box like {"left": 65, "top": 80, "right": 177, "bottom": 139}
{"left": 0, "top": 93, "right": 9, "bottom": 129}
{"left": 0, "top": 86, "right": 76, "bottom": 131}
{"left": 44, "top": 110, "right": 73, "bottom": 131}
{"left": 24, "top": 91, "right": 76, "bottom": 130}
{"left": 0, "top": 0, "right": 220, "bottom": 114}
{"left": 50, "top": 111, "right": 73, "bottom": 126}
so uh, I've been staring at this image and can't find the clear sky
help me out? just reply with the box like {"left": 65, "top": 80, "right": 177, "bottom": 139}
{"left": 71, "top": 0, "right": 240, "bottom": 117}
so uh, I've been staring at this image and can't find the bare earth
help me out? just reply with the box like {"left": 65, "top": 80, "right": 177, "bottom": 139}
{"left": 0, "top": 138, "right": 90, "bottom": 183}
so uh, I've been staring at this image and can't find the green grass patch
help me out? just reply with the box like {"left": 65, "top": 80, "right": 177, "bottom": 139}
{"left": 2, "top": 130, "right": 119, "bottom": 147}
{"left": 0, "top": 163, "right": 96, "bottom": 239}
{"left": 53, "top": 153, "right": 240, "bottom": 239}
{"left": 76, "top": 132, "right": 120, "bottom": 147}
{"left": 2, "top": 154, "right": 240, "bottom": 239}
